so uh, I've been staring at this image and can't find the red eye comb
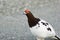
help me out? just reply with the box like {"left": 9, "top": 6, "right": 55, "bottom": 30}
{"left": 24, "top": 9, "right": 30, "bottom": 14}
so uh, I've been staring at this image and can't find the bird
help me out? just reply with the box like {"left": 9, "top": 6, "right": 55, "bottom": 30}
{"left": 24, "top": 9, "right": 60, "bottom": 40}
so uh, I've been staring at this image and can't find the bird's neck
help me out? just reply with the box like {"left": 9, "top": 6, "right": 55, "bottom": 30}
{"left": 26, "top": 12, "right": 40, "bottom": 27}
{"left": 26, "top": 12, "right": 35, "bottom": 20}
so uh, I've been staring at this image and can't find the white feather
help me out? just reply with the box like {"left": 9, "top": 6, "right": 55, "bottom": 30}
{"left": 30, "top": 19, "right": 56, "bottom": 40}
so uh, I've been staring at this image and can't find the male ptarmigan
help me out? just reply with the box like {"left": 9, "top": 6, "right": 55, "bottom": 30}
{"left": 24, "top": 9, "right": 60, "bottom": 40}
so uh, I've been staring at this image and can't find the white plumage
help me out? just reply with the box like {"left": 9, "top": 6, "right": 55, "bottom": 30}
{"left": 24, "top": 9, "right": 60, "bottom": 40}
{"left": 30, "top": 19, "right": 56, "bottom": 40}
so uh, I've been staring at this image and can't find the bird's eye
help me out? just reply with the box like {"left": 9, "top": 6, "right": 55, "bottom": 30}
{"left": 47, "top": 27, "right": 51, "bottom": 31}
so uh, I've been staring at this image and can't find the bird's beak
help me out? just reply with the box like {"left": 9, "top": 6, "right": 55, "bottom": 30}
{"left": 54, "top": 35, "right": 60, "bottom": 40}
{"left": 23, "top": 12, "right": 25, "bottom": 15}
{"left": 19, "top": 12, "right": 25, "bottom": 15}
{"left": 21, "top": 12, "right": 25, "bottom": 15}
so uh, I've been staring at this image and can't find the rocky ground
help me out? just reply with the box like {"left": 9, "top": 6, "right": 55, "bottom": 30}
{"left": 0, "top": 0, "right": 60, "bottom": 40}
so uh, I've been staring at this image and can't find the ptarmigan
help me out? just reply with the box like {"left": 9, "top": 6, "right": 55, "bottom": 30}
{"left": 24, "top": 9, "right": 60, "bottom": 40}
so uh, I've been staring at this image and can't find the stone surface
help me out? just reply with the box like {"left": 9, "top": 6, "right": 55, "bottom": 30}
{"left": 0, "top": 0, "right": 60, "bottom": 40}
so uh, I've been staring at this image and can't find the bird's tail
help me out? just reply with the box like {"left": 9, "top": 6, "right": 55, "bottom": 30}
{"left": 55, "top": 35, "right": 60, "bottom": 40}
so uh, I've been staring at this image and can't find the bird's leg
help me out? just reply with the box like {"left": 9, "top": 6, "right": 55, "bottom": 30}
{"left": 37, "top": 37, "right": 44, "bottom": 40}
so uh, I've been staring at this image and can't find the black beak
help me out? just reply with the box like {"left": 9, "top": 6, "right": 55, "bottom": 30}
{"left": 55, "top": 35, "right": 60, "bottom": 40}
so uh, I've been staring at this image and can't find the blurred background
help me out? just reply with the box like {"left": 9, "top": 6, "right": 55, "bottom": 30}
{"left": 0, "top": 0, "right": 60, "bottom": 40}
